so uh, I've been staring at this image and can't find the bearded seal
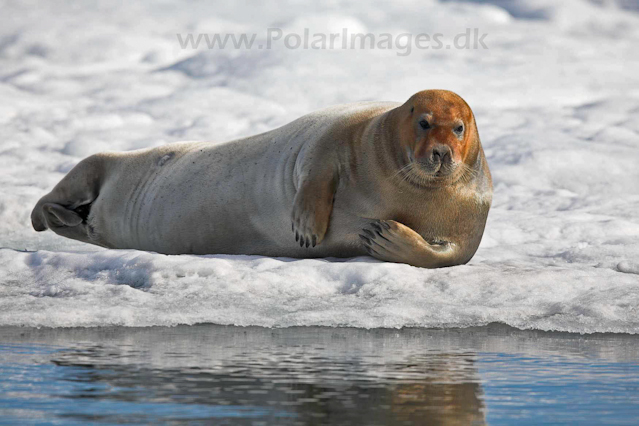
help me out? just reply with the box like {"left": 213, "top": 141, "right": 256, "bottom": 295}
{"left": 31, "top": 90, "right": 492, "bottom": 268}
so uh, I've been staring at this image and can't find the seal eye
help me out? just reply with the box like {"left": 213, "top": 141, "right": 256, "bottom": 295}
{"left": 454, "top": 124, "right": 464, "bottom": 134}
{"left": 419, "top": 120, "right": 431, "bottom": 130}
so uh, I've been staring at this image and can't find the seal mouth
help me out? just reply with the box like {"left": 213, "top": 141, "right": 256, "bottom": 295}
{"left": 433, "top": 163, "right": 450, "bottom": 177}
{"left": 394, "top": 162, "right": 457, "bottom": 189}
{"left": 394, "top": 148, "right": 466, "bottom": 188}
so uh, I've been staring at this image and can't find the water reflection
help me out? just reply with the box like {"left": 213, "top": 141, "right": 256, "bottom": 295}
{"left": 2, "top": 324, "right": 639, "bottom": 425}
{"left": 1, "top": 326, "right": 490, "bottom": 425}
{"left": 50, "top": 346, "right": 486, "bottom": 424}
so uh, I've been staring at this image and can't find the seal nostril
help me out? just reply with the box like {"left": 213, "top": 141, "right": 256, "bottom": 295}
{"left": 432, "top": 145, "right": 451, "bottom": 163}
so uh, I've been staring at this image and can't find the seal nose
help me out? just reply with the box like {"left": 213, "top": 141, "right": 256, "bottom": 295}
{"left": 431, "top": 145, "right": 451, "bottom": 164}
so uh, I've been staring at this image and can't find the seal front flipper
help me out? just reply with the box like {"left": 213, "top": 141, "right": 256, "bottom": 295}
{"left": 291, "top": 169, "right": 338, "bottom": 248}
{"left": 359, "top": 220, "right": 462, "bottom": 268}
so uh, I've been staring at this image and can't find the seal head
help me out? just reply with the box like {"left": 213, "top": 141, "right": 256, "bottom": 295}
{"left": 394, "top": 90, "right": 480, "bottom": 188}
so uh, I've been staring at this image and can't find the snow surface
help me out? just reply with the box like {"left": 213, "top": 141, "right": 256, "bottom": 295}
{"left": 0, "top": 0, "right": 638, "bottom": 332}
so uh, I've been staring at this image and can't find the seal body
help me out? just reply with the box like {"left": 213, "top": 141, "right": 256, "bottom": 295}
{"left": 32, "top": 91, "right": 492, "bottom": 268}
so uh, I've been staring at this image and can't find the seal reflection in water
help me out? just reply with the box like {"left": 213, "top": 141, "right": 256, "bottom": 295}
{"left": 31, "top": 90, "right": 492, "bottom": 268}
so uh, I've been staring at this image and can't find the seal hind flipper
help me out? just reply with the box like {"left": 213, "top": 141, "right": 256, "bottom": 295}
{"left": 31, "top": 153, "right": 107, "bottom": 243}
{"left": 42, "top": 203, "right": 83, "bottom": 228}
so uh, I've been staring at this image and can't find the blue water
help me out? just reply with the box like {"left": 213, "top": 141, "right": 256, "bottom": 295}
{"left": 479, "top": 354, "right": 639, "bottom": 425}
{"left": 1, "top": 325, "right": 638, "bottom": 425}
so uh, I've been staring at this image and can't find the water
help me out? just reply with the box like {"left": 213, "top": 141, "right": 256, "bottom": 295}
{"left": 1, "top": 324, "right": 638, "bottom": 425}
